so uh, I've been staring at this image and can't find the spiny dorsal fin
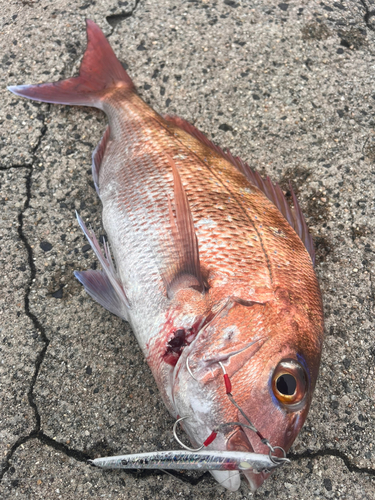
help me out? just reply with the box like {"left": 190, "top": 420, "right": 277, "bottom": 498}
{"left": 92, "top": 125, "right": 110, "bottom": 195}
{"left": 224, "top": 152, "right": 315, "bottom": 266}
{"left": 164, "top": 115, "right": 315, "bottom": 265}
{"left": 163, "top": 155, "right": 205, "bottom": 297}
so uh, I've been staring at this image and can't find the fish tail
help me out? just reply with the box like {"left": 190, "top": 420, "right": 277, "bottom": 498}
{"left": 7, "top": 20, "right": 134, "bottom": 108}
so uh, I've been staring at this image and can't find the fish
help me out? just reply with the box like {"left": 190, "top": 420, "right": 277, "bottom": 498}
{"left": 8, "top": 20, "right": 324, "bottom": 492}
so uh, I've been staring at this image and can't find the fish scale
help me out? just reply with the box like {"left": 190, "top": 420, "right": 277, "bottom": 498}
{"left": 104, "top": 94, "right": 275, "bottom": 287}
{"left": 100, "top": 95, "right": 276, "bottom": 319}
{"left": 8, "top": 20, "right": 324, "bottom": 493}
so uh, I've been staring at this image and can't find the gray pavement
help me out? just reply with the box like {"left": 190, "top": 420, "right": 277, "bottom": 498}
{"left": 1, "top": 0, "right": 375, "bottom": 498}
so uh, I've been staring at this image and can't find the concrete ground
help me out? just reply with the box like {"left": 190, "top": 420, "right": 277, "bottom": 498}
{"left": 1, "top": 0, "right": 375, "bottom": 498}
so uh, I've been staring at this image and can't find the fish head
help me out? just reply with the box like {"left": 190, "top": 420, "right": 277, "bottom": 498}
{"left": 172, "top": 287, "right": 324, "bottom": 491}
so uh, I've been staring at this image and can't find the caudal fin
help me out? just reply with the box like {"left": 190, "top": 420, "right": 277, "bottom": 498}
{"left": 7, "top": 20, "right": 134, "bottom": 108}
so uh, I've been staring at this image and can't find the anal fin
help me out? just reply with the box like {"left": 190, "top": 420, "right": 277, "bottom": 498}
{"left": 74, "top": 270, "right": 127, "bottom": 320}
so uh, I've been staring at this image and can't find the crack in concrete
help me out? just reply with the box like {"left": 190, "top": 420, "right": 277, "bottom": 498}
{"left": 290, "top": 447, "right": 375, "bottom": 476}
{"left": 106, "top": 0, "right": 141, "bottom": 30}
{"left": 0, "top": 164, "right": 33, "bottom": 171}
{"left": 0, "top": 118, "right": 49, "bottom": 482}
{"left": 0, "top": 432, "right": 90, "bottom": 483}
{"left": 3, "top": 1, "right": 372, "bottom": 490}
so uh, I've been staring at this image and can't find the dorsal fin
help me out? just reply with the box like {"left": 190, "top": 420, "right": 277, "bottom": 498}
{"left": 163, "top": 155, "right": 205, "bottom": 297}
{"left": 92, "top": 125, "right": 110, "bottom": 194}
{"left": 164, "top": 115, "right": 315, "bottom": 265}
{"left": 222, "top": 151, "right": 315, "bottom": 266}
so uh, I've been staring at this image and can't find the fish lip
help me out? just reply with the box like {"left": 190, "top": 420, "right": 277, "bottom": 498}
{"left": 226, "top": 428, "right": 271, "bottom": 492}
{"left": 243, "top": 469, "right": 268, "bottom": 492}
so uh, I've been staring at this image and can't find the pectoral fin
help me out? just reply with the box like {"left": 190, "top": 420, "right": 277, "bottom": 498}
{"left": 163, "top": 155, "right": 205, "bottom": 297}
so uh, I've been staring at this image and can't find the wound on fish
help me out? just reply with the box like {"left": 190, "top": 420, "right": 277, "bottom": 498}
{"left": 163, "top": 311, "right": 215, "bottom": 366}
{"left": 164, "top": 328, "right": 189, "bottom": 366}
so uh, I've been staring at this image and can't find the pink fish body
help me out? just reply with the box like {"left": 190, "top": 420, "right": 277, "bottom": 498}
{"left": 9, "top": 21, "right": 324, "bottom": 492}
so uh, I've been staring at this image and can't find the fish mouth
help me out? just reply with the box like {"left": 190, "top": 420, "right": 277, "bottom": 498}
{"left": 226, "top": 426, "right": 270, "bottom": 492}
{"left": 226, "top": 426, "right": 253, "bottom": 451}
{"left": 171, "top": 346, "right": 274, "bottom": 492}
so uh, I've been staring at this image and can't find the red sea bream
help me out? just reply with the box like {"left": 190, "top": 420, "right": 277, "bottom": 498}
{"left": 8, "top": 20, "right": 324, "bottom": 492}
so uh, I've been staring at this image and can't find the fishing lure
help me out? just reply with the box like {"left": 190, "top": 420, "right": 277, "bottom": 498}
{"left": 90, "top": 449, "right": 287, "bottom": 473}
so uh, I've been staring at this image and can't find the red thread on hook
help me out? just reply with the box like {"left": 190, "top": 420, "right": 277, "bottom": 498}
{"left": 203, "top": 431, "right": 217, "bottom": 446}
{"left": 223, "top": 374, "right": 232, "bottom": 394}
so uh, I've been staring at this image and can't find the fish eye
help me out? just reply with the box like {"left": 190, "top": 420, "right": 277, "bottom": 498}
{"left": 272, "top": 359, "right": 307, "bottom": 406}
{"left": 276, "top": 373, "right": 296, "bottom": 395}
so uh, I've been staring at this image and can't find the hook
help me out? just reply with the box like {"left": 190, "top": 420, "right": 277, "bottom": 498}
{"left": 186, "top": 355, "right": 198, "bottom": 381}
{"left": 173, "top": 416, "right": 204, "bottom": 451}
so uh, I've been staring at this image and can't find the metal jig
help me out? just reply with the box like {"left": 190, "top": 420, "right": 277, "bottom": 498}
{"left": 90, "top": 449, "right": 283, "bottom": 472}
